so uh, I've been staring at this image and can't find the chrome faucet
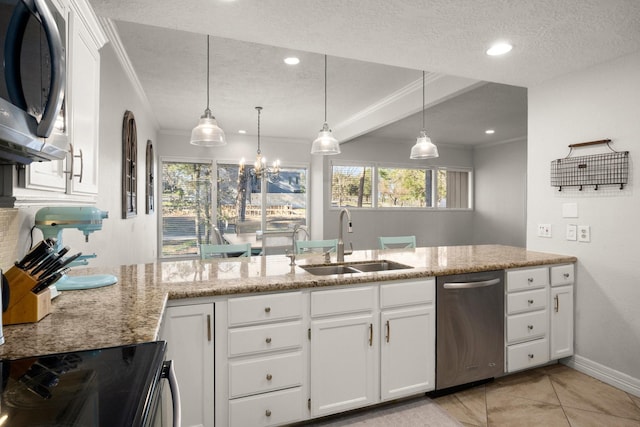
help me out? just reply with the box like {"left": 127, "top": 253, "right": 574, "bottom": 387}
{"left": 337, "top": 208, "right": 353, "bottom": 262}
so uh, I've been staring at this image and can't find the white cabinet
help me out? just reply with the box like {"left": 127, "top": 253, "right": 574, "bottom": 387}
{"left": 161, "top": 303, "right": 215, "bottom": 427}
{"left": 505, "top": 263, "right": 575, "bottom": 373}
{"left": 309, "top": 286, "right": 378, "bottom": 417}
{"left": 505, "top": 267, "right": 550, "bottom": 372}
{"left": 226, "top": 292, "right": 306, "bottom": 427}
{"left": 23, "top": 0, "right": 105, "bottom": 201}
{"left": 380, "top": 280, "right": 435, "bottom": 401}
{"left": 550, "top": 264, "right": 575, "bottom": 359}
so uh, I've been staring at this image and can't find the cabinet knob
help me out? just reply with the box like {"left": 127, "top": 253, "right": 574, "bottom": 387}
{"left": 265, "top": 307, "right": 271, "bottom": 313}
{"left": 527, "top": 277, "right": 534, "bottom": 283}
{"left": 266, "top": 373, "right": 273, "bottom": 381}
{"left": 528, "top": 299, "right": 534, "bottom": 304}
{"left": 265, "top": 409, "right": 272, "bottom": 417}
{"left": 527, "top": 325, "right": 534, "bottom": 330}
{"left": 265, "top": 337, "right": 272, "bottom": 344}
{"left": 563, "top": 273, "right": 570, "bottom": 278}
{"left": 528, "top": 354, "right": 534, "bottom": 359}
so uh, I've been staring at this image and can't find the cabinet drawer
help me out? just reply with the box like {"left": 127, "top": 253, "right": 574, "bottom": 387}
{"left": 228, "top": 292, "right": 303, "bottom": 326}
{"left": 507, "top": 287, "right": 548, "bottom": 315}
{"left": 229, "top": 321, "right": 303, "bottom": 357}
{"left": 380, "top": 279, "right": 434, "bottom": 308}
{"left": 229, "top": 352, "right": 303, "bottom": 398}
{"left": 507, "top": 338, "right": 550, "bottom": 372}
{"left": 507, "top": 267, "right": 549, "bottom": 292}
{"left": 551, "top": 264, "right": 574, "bottom": 286}
{"left": 311, "top": 286, "right": 375, "bottom": 317}
{"left": 229, "top": 387, "right": 303, "bottom": 427}
{"left": 506, "top": 310, "right": 548, "bottom": 343}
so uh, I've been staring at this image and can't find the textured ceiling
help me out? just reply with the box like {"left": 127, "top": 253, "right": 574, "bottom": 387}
{"left": 88, "top": 0, "right": 640, "bottom": 146}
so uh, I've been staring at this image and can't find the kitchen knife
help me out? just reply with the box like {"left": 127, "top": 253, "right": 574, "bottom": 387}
{"left": 16, "top": 239, "right": 53, "bottom": 270}
{"left": 34, "top": 246, "right": 71, "bottom": 279}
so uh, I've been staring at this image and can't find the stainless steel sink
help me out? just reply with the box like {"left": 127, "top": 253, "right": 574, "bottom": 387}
{"left": 300, "top": 260, "right": 413, "bottom": 276}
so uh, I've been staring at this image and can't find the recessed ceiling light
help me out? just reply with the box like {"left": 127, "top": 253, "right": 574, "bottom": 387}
{"left": 486, "top": 42, "right": 513, "bottom": 56}
{"left": 485, "top": 129, "right": 495, "bottom": 134}
{"left": 238, "top": 130, "right": 246, "bottom": 134}
{"left": 284, "top": 57, "right": 300, "bottom": 65}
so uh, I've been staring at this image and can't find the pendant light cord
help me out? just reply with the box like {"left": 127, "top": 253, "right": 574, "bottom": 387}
{"left": 422, "top": 70, "right": 425, "bottom": 130}
{"left": 206, "top": 36, "right": 211, "bottom": 112}
{"left": 256, "top": 106, "right": 262, "bottom": 154}
{"left": 324, "top": 55, "right": 328, "bottom": 123}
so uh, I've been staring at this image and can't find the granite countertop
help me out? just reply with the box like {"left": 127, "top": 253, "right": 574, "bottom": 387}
{"left": 0, "top": 245, "right": 576, "bottom": 359}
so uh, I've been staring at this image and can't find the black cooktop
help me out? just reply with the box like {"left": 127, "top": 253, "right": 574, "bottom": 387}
{"left": 0, "top": 341, "right": 166, "bottom": 426}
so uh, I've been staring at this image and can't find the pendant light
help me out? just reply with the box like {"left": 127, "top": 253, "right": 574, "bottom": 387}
{"left": 311, "top": 54, "right": 340, "bottom": 155}
{"left": 410, "top": 71, "right": 439, "bottom": 159}
{"left": 190, "top": 35, "right": 226, "bottom": 146}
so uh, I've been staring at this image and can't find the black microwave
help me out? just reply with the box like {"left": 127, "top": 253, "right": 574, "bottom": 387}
{"left": 0, "top": 0, "right": 68, "bottom": 165}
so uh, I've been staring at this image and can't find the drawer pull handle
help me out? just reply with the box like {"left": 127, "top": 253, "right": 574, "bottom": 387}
{"left": 527, "top": 277, "right": 534, "bottom": 283}
{"left": 563, "top": 273, "right": 570, "bottom": 278}
{"left": 527, "top": 325, "right": 534, "bottom": 330}
{"left": 266, "top": 337, "right": 272, "bottom": 344}
{"left": 265, "top": 409, "right": 272, "bottom": 417}
{"left": 528, "top": 354, "right": 534, "bottom": 359}
{"left": 528, "top": 299, "right": 534, "bottom": 304}
{"left": 265, "top": 307, "right": 271, "bottom": 313}
{"left": 266, "top": 373, "right": 273, "bottom": 381}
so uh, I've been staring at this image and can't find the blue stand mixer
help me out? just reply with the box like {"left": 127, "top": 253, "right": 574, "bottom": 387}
{"left": 34, "top": 207, "right": 118, "bottom": 291}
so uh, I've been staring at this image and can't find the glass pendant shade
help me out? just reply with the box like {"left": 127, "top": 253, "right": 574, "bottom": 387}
{"left": 410, "top": 130, "right": 439, "bottom": 159}
{"left": 190, "top": 109, "right": 226, "bottom": 146}
{"left": 311, "top": 122, "right": 341, "bottom": 155}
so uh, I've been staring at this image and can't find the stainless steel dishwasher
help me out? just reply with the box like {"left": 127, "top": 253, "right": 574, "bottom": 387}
{"left": 436, "top": 270, "right": 504, "bottom": 390}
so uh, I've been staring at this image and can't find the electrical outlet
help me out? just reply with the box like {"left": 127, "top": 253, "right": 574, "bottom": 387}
{"left": 537, "top": 224, "right": 552, "bottom": 238}
{"left": 566, "top": 224, "right": 577, "bottom": 241}
{"left": 577, "top": 225, "right": 591, "bottom": 242}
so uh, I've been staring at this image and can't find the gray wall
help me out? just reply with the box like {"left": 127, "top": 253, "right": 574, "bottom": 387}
{"left": 527, "top": 50, "right": 640, "bottom": 388}
{"left": 473, "top": 139, "right": 527, "bottom": 247}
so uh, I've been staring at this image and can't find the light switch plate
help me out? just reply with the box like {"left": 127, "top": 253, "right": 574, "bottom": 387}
{"left": 577, "top": 225, "right": 591, "bottom": 242}
{"left": 537, "top": 224, "right": 552, "bottom": 238}
{"left": 566, "top": 224, "right": 577, "bottom": 241}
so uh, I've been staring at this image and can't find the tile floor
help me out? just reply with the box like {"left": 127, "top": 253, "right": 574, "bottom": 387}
{"left": 434, "top": 364, "right": 640, "bottom": 426}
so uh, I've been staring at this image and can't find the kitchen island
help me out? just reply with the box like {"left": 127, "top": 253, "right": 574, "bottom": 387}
{"left": 0, "top": 244, "right": 575, "bottom": 359}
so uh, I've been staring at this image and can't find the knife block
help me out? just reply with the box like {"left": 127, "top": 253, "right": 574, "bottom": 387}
{"left": 2, "top": 266, "right": 52, "bottom": 325}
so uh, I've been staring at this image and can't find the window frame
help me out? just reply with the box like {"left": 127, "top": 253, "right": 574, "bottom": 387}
{"left": 329, "top": 160, "right": 473, "bottom": 211}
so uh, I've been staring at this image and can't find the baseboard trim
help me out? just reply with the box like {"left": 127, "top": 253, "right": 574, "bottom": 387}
{"left": 563, "top": 355, "right": 640, "bottom": 397}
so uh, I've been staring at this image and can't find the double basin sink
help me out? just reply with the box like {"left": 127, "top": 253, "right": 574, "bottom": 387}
{"left": 300, "top": 260, "right": 413, "bottom": 276}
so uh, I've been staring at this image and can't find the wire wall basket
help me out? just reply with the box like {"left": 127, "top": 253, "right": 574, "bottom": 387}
{"left": 550, "top": 139, "right": 629, "bottom": 191}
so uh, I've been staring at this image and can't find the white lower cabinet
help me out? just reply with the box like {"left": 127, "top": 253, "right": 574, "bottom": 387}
{"left": 161, "top": 302, "right": 215, "bottom": 427}
{"left": 505, "top": 264, "right": 575, "bottom": 373}
{"left": 380, "top": 280, "right": 435, "bottom": 401}
{"left": 225, "top": 291, "right": 306, "bottom": 427}
{"left": 310, "top": 286, "right": 378, "bottom": 417}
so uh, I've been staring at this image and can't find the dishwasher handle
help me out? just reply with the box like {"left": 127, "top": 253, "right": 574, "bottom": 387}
{"left": 443, "top": 278, "right": 501, "bottom": 289}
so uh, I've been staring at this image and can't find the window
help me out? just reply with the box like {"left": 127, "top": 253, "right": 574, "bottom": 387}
{"left": 160, "top": 160, "right": 213, "bottom": 257}
{"left": 330, "top": 165, "right": 373, "bottom": 208}
{"left": 378, "top": 167, "right": 429, "bottom": 207}
{"left": 331, "top": 161, "right": 471, "bottom": 210}
{"left": 217, "top": 163, "right": 308, "bottom": 235}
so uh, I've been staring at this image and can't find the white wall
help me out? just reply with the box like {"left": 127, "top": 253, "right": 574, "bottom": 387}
{"left": 323, "top": 137, "right": 475, "bottom": 249}
{"left": 12, "top": 43, "right": 160, "bottom": 268}
{"left": 473, "top": 139, "right": 527, "bottom": 247}
{"left": 528, "top": 51, "right": 640, "bottom": 387}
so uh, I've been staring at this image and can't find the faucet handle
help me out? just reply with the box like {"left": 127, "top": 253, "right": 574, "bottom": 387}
{"left": 323, "top": 251, "right": 332, "bottom": 263}
{"left": 285, "top": 249, "right": 296, "bottom": 266}
{"left": 344, "top": 242, "right": 354, "bottom": 256}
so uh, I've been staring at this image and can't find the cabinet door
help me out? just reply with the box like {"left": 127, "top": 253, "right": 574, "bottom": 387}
{"left": 310, "top": 313, "right": 378, "bottom": 417}
{"left": 67, "top": 10, "right": 100, "bottom": 195}
{"left": 380, "top": 305, "right": 435, "bottom": 400}
{"left": 161, "top": 304, "right": 215, "bottom": 427}
{"left": 550, "top": 285, "right": 574, "bottom": 359}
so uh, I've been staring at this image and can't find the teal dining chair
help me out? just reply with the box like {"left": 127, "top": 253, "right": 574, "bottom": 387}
{"left": 200, "top": 243, "right": 251, "bottom": 259}
{"left": 295, "top": 239, "right": 339, "bottom": 254}
{"left": 378, "top": 235, "right": 417, "bottom": 249}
